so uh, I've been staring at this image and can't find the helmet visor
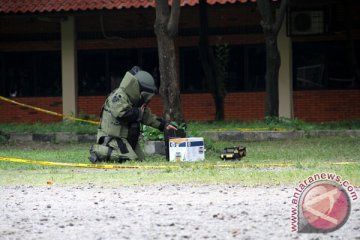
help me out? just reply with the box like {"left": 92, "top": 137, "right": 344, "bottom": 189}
{"left": 140, "top": 91, "right": 155, "bottom": 104}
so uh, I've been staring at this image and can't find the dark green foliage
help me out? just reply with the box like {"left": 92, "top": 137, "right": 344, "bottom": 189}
{"left": 142, "top": 126, "right": 164, "bottom": 141}
{"left": 0, "top": 130, "right": 9, "bottom": 144}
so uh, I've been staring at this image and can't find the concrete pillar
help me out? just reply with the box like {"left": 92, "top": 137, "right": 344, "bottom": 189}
{"left": 61, "top": 16, "right": 77, "bottom": 117}
{"left": 278, "top": 14, "right": 293, "bottom": 119}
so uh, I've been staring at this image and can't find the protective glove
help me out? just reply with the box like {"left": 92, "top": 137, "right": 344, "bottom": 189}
{"left": 166, "top": 123, "right": 177, "bottom": 130}
{"left": 158, "top": 119, "right": 175, "bottom": 131}
{"left": 137, "top": 104, "right": 146, "bottom": 122}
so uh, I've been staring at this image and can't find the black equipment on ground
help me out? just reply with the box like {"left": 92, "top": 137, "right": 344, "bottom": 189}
{"left": 220, "top": 146, "right": 246, "bottom": 161}
{"left": 164, "top": 128, "right": 186, "bottom": 161}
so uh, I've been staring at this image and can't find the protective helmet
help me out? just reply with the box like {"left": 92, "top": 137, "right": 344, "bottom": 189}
{"left": 135, "top": 70, "right": 157, "bottom": 94}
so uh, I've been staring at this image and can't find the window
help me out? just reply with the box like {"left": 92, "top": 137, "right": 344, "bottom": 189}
{"left": 0, "top": 54, "right": 4, "bottom": 96}
{"left": 35, "top": 52, "right": 61, "bottom": 96}
{"left": 78, "top": 51, "right": 108, "bottom": 95}
{"left": 244, "top": 45, "right": 266, "bottom": 91}
{"left": 179, "top": 44, "right": 266, "bottom": 93}
{"left": 1, "top": 52, "right": 61, "bottom": 97}
{"left": 225, "top": 46, "right": 244, "bottom": 92}
{"left": 109, "top": 49, "right": 137, "bottom": 90}
{"left": 293, "top": 41, "right": 359, "bottom": 90}
{"left": 78, "top": 48, "right": 159, "bottom": 95}
{"left": 180, "top": 47, "right": 206, "bottom": 92}
{"left": 5, "top": 52, "right": 34, "bottom": 97}
{"left": 109, "top": 49, "right": 159, "bottom": 91}
{"left": 139, "top": 49, "right": 160, "bottom": 89}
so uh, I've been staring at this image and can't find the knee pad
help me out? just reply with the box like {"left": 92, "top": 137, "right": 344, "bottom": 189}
{"left": 89, "top": 144, "right": 128, "bottom": 163}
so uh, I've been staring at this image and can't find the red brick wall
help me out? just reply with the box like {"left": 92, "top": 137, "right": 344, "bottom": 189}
{"left": 0, "top": 97, "right": 63, "bottom": 123}
{"left": 181, "top": 94, "right": 216, "bottom": 121}
{"left": 78, "top": 96, "right": 106, "bottom": 116}
{"left": 225, "top": 92, "right": 265, "bottom": 121}
{"left": 76, "top": 94, "right": 216, "bottom": 121}
{"left": 293, "top": 90, "right": 360, "bottom": 122}
{"left": 152, "top": 92, "right": 265, "bottom": 122}
{"left": 1, "top": 90, "right": 360, "bottom": 124}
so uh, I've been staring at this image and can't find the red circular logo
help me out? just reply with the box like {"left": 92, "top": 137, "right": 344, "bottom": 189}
{"left": 301, "top": 182, "right": 350, "bottom": 232}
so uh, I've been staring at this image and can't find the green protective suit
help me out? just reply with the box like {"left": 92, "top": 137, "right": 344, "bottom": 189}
{"left": 89, "top": 71, "right": 165, "bottom": 162}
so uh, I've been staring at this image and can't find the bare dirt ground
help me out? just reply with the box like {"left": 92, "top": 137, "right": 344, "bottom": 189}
{"left": 0, "top": 185, "right": 359, "bottom": 240}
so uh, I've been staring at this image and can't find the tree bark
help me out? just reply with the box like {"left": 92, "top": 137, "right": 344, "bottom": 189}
{"left": 265, "top": 34, "right": 280, "bottom": 117}
{"left": 257, "top": 0, "right": 288, "bottom": 118}
{"left": 198, "top": 0, "right": 225, "bottom": 120}
{"left": 154, "top": 0, "right": 184, "bottom": 122}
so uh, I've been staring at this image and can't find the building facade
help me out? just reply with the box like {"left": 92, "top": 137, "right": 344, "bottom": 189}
{"left": 0, "top": 0, "right": 359, "bottom": 123}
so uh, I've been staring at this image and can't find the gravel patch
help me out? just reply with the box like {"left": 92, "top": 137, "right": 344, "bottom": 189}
{"left": 0, "top": 185, "right": 359, "bottom": 240}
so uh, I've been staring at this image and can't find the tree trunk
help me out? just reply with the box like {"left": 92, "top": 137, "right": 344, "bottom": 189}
{"left": 198, "top": 0, "right": 225, "bottom": 120}
{"left": 256, "top": 0, "right": 288, "bottom": 118}
{"left": 265, "top": 34, "right": 280, "bottom": 117}
{"left": 155, "top": 26, "right": 183, "bottom": 122}
{"left": 154, "top": 0, "right": 183, "bottom": 123}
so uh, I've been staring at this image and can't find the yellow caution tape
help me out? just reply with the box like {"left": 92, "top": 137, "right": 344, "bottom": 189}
{"left": 0, "top": 156, "right": 358, "bottom": 170}
{"left": 212, "top": 127, "right": 287, "bottom": 132}
{"left": 0, "top": 156, "right": 179, "bottom": 169}
{"left": 0, "top": 96, "right": 99, "bottom": 125}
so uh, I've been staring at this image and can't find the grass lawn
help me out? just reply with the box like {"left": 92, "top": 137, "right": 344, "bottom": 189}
{"left": 0, "top": 136, "right": 359, "bottom": 187}
{"left": 1, "top": 118, "right": 360, "bottom": 135}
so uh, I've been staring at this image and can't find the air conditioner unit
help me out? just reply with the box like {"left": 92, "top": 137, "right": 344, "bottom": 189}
{"left": 289, "top": 10, "right": 325, "bottom": 36}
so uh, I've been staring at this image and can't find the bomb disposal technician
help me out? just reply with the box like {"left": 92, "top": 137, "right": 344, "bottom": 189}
{"left": 89, "top": 66, "right": 176, "bottom": 163}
